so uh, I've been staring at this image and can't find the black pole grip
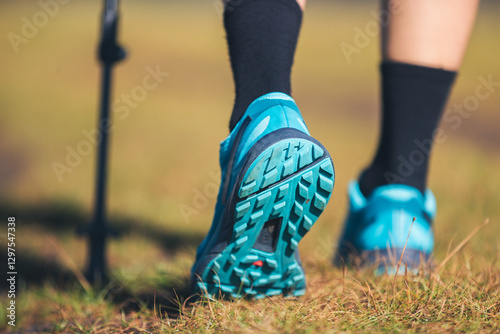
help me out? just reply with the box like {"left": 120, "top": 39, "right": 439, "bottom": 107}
{"left": 99, "top": 0, "right": 126, "bottom": 64}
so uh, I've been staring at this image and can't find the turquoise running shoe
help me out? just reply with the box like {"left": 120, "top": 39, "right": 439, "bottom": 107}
{"left": 191, "top": 93, "right": 335, "bottom": 298}
{"left": 334, "top": 180, "right": 435, "bottom": 273}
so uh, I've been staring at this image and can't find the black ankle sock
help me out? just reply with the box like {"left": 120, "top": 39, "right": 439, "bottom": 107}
{"left": 359, "top": 61, "right": 457, "bottom": 197}
{"left": 224, "top": 0, "right": 302, "bottom": 131}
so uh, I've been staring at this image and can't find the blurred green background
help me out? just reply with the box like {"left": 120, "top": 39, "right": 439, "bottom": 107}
{"left": 0, "top": 0, "right": 499, "bottom": 319}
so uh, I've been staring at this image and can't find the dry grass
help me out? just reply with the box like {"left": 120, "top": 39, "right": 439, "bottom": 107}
{"left": 13, "top": 249, "right": 500, "bottom": 333}
{"left": 1, "top": 1, "right": 500, "bottom": 333}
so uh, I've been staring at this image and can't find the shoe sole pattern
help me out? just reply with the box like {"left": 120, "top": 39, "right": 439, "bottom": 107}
{"left": 197, "top": 138, "right": 334, "bottom": 298}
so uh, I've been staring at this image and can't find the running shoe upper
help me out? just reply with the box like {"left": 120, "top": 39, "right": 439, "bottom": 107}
{"left": 335, "top": 180, "right": 436, "bottom": 265}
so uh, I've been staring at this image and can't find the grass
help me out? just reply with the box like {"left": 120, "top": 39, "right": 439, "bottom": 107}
{"left": 1, "top": 0, "right": 500, "bottom": 332}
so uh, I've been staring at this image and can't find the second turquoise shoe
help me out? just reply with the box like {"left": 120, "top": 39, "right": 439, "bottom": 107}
{"left": 191, "top": 93, "right": 335, "bottom": 298}
{"left": 334, "top": 180, "right": 435, "bottom": 274}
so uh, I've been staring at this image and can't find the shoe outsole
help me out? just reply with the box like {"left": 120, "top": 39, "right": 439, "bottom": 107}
{"left": 196, "top": 138, "right": 334, "bottom": 299}
{"left": 334, "top": 247, "right": 431, "bottom": 275}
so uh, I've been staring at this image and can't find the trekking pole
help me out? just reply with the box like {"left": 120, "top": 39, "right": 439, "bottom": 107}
{"left": 84, "top": 0, "right": 126, "bottom": 285}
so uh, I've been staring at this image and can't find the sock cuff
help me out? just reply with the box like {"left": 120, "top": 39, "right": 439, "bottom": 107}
{"left": 224, "top": 0, "right": 303, "bottom": 19}
{"left": 381, "top": 61, "right": 457, "bottom": 86}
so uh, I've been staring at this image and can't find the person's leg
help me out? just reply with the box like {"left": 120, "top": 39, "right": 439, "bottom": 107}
{"left": 224, "top": 0, "right": 305, "bottom": 130}
{"left": 193, "top": 0, "right": 335, "bottom": 297}
{"left": 382, "top": 0, "right": 479, "bottom": 71}
{"left": 336, "top": 0, "right": 479, "bottom": 271}
{"left": 359, "top": 0, "right": 479, "bottom": 196}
